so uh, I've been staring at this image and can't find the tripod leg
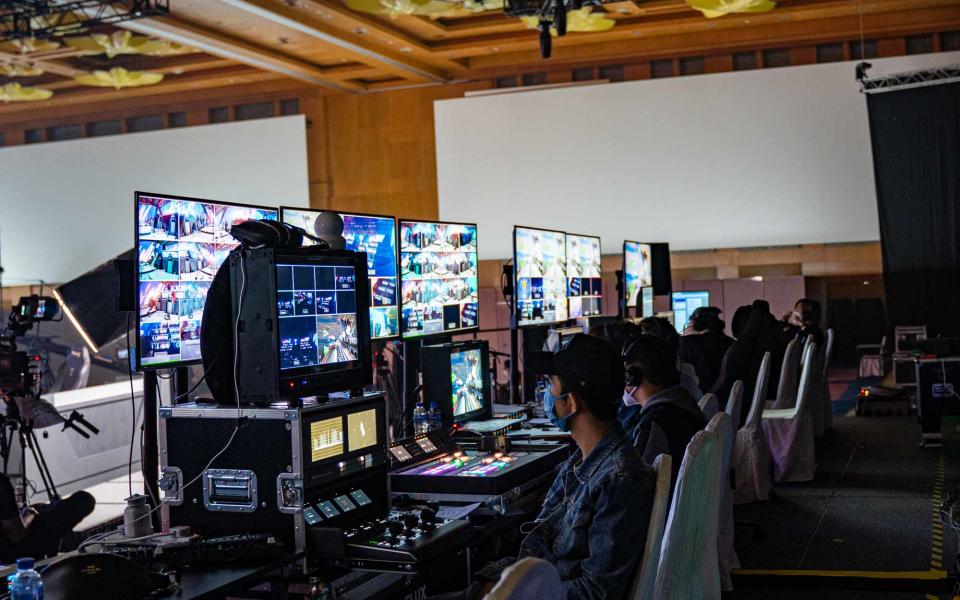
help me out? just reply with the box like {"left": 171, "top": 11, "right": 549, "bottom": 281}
{"left": 27, "top": 429, "right": 59, "bottom": 502}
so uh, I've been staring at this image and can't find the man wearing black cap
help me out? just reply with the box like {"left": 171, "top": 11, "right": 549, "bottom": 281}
{"left": 519, "top": 333, "right": 656, "bottom": 600}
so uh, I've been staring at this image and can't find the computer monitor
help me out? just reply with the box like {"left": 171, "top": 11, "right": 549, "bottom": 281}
{"left": 623, "top": 241, "right": 652, "bottom": 309}
{"left": 421, "top": 339, "right": 492, "bottom": 426}
{"left": 280, "top": 208, "right": 399, "bottom": 341}
{"left": 135, "top": 191, "right": 277, "bottom": 370}
{"left": 398, "top": 220, "right": 479, "bottom": 339}
{"left": 640, "top": 286, "right": 654, "bottom": 319}
{"left": 515, "top": 226, "right": 568, "bottom": 327}
{"left": 565, "top": 233, "right": 602, "bottom": 319}
{"left": 672, "top": 291, "right": 710, "bottom": 334}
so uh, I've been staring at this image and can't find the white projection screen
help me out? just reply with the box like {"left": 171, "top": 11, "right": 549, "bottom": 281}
{"left": 0, "top": 115, "right": 310, "bottom": 284}
{"left": 436, "top": 52, "right": 960, "bottom": 260}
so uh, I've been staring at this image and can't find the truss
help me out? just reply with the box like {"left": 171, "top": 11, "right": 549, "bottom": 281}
{"left": 861, "top": 65, "right": 960, "bottom": 94}
{"left": 0, "top": 0, "right": 168, "bottom": 41}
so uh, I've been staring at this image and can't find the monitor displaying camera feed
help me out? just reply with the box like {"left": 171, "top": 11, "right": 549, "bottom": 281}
{"left": 566, "top": 234, "right": 602, "bottom": 319}
{"left": 281, "top": 208, "right": 399, "bottom": 340}
{"left": 276, "top": 263, "right": 360, "bottom": 370}
{"left": 310, "top": 416, "right": 344, "bottom": 462}
{"left": 515, "top": 226, "right": 568, "bottom": 327}
{"left": 135, "top": 192, "right": 277, "bottom": 369}
{"left": 451, "top": 347, "right": 486, "bottom": 419}
{"left": 398, "top": 220, "right": 479, "bottom": 339}
{"left": 623, "top": 241, "right": 653, "bottom": 308}
{"left": 641, "top": 286, "right": 654, "bottom": 319}
{"left": 672, "top": 290, "right": 710, "bottom": 334}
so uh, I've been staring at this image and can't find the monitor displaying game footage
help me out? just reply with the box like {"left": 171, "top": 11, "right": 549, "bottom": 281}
{"left": 566, "top": 233, "right": 603, "bottom": 319}
{"left": 623, "top": 241, "right": 653, "bottom": 309}
{"left": 515, "top": 226, "right": 568, "bottom": 327}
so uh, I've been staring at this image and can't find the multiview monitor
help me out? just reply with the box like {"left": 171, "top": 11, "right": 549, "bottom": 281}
{"left": 566, "top": 233, "right": 602, "bottom": 319}
{"left": 280, "top": 208, "right": 399, "bottom": 341}
{"left": 623, "top": 241, "right": 653, "bottom": 309}
{"left": 134, "top": 191, "right": 276, "bottom": 369}
{"left": 515, "top": 226, "right": 568, "bottom": 327}
{"left": 641, "top": 286, "right": 654, "bottom": 319}
{"left": 398, "top": 220, "right": 479, "bottom": 339}
{"left": 672, "top": 290, "right": 710, "bottom": 335}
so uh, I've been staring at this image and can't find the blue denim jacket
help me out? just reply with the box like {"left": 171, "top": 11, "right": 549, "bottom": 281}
{"left": 520, "top": 423, "right": 656, "bottom": 600}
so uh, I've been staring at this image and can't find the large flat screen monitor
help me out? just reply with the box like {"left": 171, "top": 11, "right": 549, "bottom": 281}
{"left": 135, "top": 191, "right": 276, "bottom": 369}
{"left": 515, "top": 226, "right": 568, "bottom": 327}
{"left": 623, "top": 241, "right": 653, "bottom": 309}
{"left": 565, "top": 233, "right": 602, "bottom": 319}
{"left": 280, "top": 208, "right": 399, "bottom": 341}
{"left": 672, "top": 290, "right": 710, "bottom": 334}
{"left": 421, "top": 339, "right": 491, "bottom": 427}
{"left": 398, "top": 220, "right": 479, "bottom": 339}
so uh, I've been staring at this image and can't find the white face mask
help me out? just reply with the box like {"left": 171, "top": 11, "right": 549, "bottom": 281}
{"left": 623, "top": 386, "right": 640, "bottom": 406}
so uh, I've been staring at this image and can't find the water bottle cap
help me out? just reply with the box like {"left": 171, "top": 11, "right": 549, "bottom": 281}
{"left": 126, "top": 494, "right": 148, "bottom": 506}
{"left": 16, "top": 557, "right": 34, "bottom": 570}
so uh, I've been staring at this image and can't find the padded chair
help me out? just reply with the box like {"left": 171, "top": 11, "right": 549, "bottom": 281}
{"left": 733, "top": 352, "right": 773, "bottom": 504}
{"left": 799, "top": 334, "right": 814, "bottom": 369}
{"left": 761, "top": 343, "right": 818, "bottom": 483}
{"left": 653, "top": 425, "right": 723, "bottom": 600}
{"left": 626, "top": 453, "right": 672, "bottom": 600}
{"left": 699, "top": 393, "right": 719, "bottom": 420}
{"left": 485, "top": 557, "right": 562, "bottom": 600}
{"left": 771, "top": 338, "right": 800, "bottom": 410}
{"left": 710, "top": 410, "right": 739, "bottom": 592}
{"left": 818, "top": 328, "right": 835, "bottom": 435}
{"left": 726, "top": 380, "right": 743, "bottom": 430}
{"left": 641, "top": 421, "right": 671, "bottom": 466}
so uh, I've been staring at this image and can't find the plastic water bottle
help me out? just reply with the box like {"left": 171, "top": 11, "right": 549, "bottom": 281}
{"left": 413, "top": 402, "right": 428, "bottom": 435}
{"left": 9, "top": 557, "right": 43, "bottom": 600}
{"left": 428, "top": 401, "right": 441, "bottom": 432}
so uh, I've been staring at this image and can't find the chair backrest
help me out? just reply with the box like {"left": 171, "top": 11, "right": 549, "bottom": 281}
{"left": 626, "top": 453, "right": 672, "bottom": 600}
{"left": 744, "top": 352, "right": 772, "bottom": 428}
{"left": 795, "top": 342, "right": 819, "bottom": 414}
{"left": 699, "top": 393, "right": 719, "bottom": 420}
{"left": 485, "top": 557, "right": 562, "bottom": 600}
{"left": 724, "top": 380, "right": 743, "bottom": 431}
{"left": 774, "top": 338, "right": 800, "bottom": 409}
{"left": 800, "top": 334, "right": 814, "bottom": 368}
{"left": 706, "top": 412, "right": 734, "bottom": 491}
{"left": 655, "top": 428, "right": 723, "bottom": 600}
{"left": 642, "top": 421, "right": 671, "bottom": 466}
{"left": 820, "top": 328, "right": 835, "bottom": 382}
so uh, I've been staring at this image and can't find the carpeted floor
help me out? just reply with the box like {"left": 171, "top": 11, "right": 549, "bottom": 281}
{"left": 730, "top": 415, "right": 958, "bottom": 599}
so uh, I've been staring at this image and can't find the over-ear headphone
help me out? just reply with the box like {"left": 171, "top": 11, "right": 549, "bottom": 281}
{"left": 622, "top": 334, "right": 645, "bottom": 387}
{"left": 229, "top": 219, "right": 326, "bottom": 249}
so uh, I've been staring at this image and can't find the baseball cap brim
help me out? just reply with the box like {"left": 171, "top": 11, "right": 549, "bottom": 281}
{"left": 525, "top": 351, "right": 557, "bottom": 376}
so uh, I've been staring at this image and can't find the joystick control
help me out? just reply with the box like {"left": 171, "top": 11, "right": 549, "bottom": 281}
{"left": 402, "top": 513, "right": 420, "bottom": 533}
{"left": 387, "top": 519, "right": 404, "bottom": 541}
{"left": 420, "top": 506, "right": 438, "bottom": 531}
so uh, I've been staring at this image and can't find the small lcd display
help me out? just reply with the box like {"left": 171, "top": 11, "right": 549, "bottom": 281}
{"left": 347, "top": 409, "right": 378, "bottom": 452}
{"left": 390, "top": 445, "right": 413, "bottom": 461}
{"left": 416, "top": 438, "right": 438, "bottom": 453}
{"left": 350, "top": 489, "right": 373, "bottom": 506}
{"left": 310, "top": 417, "right": 344, "bottom": 462}
{"left": 303, "top": 507, "right": 323, "bottom": 525}
{"left": 317, "top": 501, "right": 339, "bottom": 519}
{"left": 334, "top": 495, "right": 357, "bottom": 513}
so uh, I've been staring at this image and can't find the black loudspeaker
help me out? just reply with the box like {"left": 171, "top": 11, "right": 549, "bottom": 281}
{"left": 650, "top": 243, "right": 672, "bottom": 296}
{"left": 41, "top": 553, "right": 156, "bottom": 600}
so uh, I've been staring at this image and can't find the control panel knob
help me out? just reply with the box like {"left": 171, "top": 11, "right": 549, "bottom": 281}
{"left": 387, "top": 520, "right": 404, "bottom": 539}
{"left": 402, "top": 513, "right": 420, "bottom": 531}
{"left": 420, "top": 507, "right": 437, "bottom": 530}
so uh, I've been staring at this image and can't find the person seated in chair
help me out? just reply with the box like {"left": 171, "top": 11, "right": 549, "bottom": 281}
{"left": 635, "top": 317, "right": 702, "bottom": 399}
{"left": 620, "top": 334, "right": 707, "bottom": 487}
{"left": 0, "top": 473, "right": 95, "bottom": 563}
{"left": 679, "top": 307, "right": 733, "bottom": 393}
{"left": 458, "top": 334, "right": 655, "bottom": 600}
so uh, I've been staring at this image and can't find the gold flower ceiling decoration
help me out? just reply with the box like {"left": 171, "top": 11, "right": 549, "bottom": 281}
{"left": 0, "top": 62, "right": 44, "bottom": 77}
{"left": 7, "top": 37, "right": 60, "bottom": 54}
{"left": 73, "top": 67, "right": 164, "bottom": 89}
{"left": 520, "top": 7, "right": 615, "bottom": 34}
{"left": 345, "top": 0, "right": 502, "bottom": 19}
{"left": 685, "top": 0, "right": 776, "bottom": 18}
{"left": 65, "top": 31, "right": 196, "bottom": 58}
{"left": 0, "top": 82, "right": 53, "bottom": 103}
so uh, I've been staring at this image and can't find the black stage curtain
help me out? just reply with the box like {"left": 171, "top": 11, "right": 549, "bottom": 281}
{"left": 867, "top": 81, "right": 960, "bottom": 337}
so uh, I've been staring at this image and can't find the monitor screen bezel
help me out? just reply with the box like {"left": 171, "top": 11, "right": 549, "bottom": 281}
{"left": 564, "top": 232, "right": 603, "bottom": 319}
{"left": 622, "top": 240, "right": 653, "bottom": 309}
{"left": 397, "top": 218, "right": 480, "bottom": 340}
{"left": 134, "top": 190, "right": 277, "bottom": 371}
{"left": 272, "top": 251, "right": 371, "bottom": 389}
{"left": 513, "top": 225, "right": 570, "bottom": 329}
{"left": 278, "top": 206, "right": 400, "bottom": 342}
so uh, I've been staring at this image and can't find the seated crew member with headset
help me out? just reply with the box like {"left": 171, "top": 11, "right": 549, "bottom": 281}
{"left": 440, "top": 334, "right": 656, "bottom": 600}
{"left": 620, "top": 334, "right": 707, "bottom": 488}
{"left": 0, "top": 473, "right": 95, "bottom": 563}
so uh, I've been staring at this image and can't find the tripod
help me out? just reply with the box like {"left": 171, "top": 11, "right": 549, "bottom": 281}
{"left": 0, "top": 412, "right": 60, "bottom": 507}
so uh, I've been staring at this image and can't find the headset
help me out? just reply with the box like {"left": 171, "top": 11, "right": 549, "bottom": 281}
{"left": 228, "top": 219, "right": 325, "bottom": 249}
{"left": 622, "top": 334, "right": 646, "bottom": 387}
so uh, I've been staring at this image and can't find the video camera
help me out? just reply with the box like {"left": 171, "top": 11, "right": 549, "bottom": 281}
{"left": 0, "top": 295, "right": 61, "bottom": 398}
